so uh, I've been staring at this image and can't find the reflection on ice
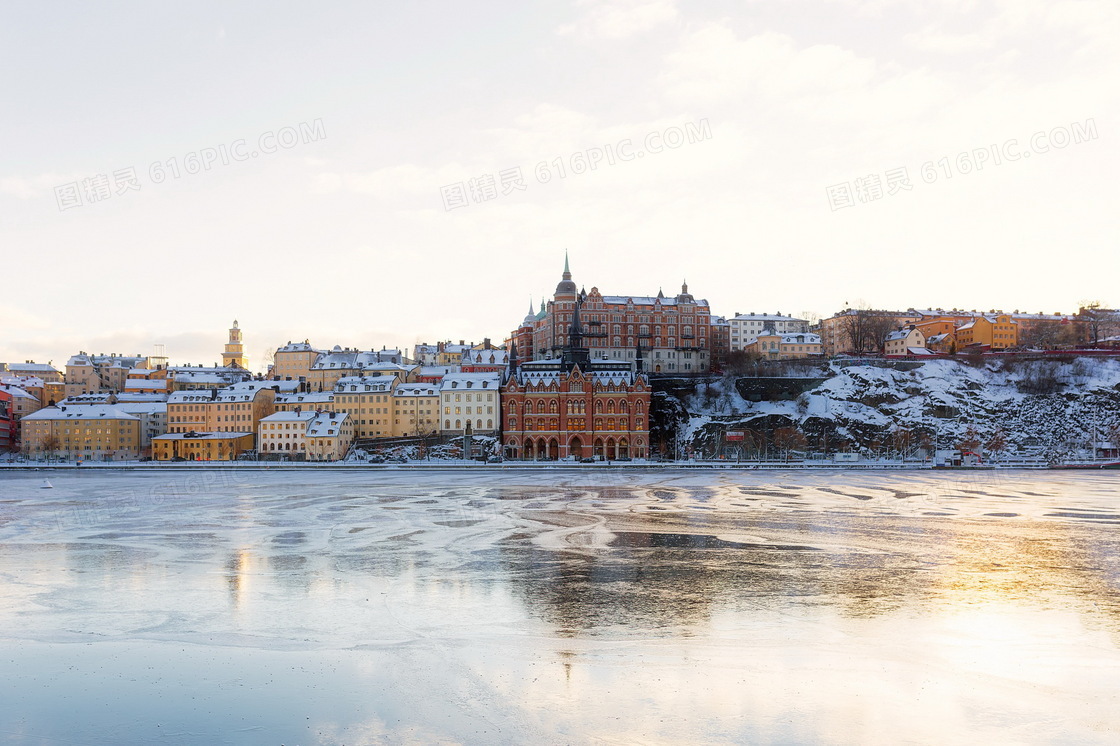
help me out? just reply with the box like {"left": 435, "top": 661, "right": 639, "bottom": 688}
{"left": 0, "top": 469, "right": 1119, "bottom": 744}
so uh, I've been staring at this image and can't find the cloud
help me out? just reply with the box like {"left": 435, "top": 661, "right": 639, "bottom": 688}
{"left": 659, "top": 24, "right": 877, "bottom": 107}
{"left": 0, "top": 173, "right": 83, "bottom": 200}
{"left": 558, "top": 0, "right": 678, "bottom": 41}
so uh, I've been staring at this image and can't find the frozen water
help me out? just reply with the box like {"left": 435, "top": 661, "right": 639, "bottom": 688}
{"left": 1, "top": 468, "right": 1119, "bottom": 744}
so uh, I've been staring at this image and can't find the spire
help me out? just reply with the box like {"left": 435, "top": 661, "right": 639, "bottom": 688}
{"left": 563, "top": 250, "right": 570, "bottom": 278}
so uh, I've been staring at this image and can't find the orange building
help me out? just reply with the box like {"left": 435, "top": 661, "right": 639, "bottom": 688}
{"left": 956, "top": 314, "right": 1018, "bottom": 349}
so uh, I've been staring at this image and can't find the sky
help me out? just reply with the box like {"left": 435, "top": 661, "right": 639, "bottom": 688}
{"left": 2, "top": 0, "right": 1117, "bottom": 373}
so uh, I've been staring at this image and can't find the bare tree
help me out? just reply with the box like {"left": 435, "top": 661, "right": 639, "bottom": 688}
{"left": 1078, "top": 301, "right": 1120, "bottom": 346}
{"left": 772, "top": 427, "right": 807, "bottom": 460}
{"left": 838, "top": 306, "right": 900, "bottom": 353}
{"left": 986, "top": 429, "right": 1008, "bottom": 462}
{"left": 957, "top": 426, "right": 982, "bottom": 455}
{"left": 40, "top": 434, "right": 60, "bottom": 461}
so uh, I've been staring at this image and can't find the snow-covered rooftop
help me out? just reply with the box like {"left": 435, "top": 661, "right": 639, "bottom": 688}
{"left": 23, "top": 405, "right": 140, "bottom": 422}
{"left": 307, "top": 412, "right": 349, "bottom": 437}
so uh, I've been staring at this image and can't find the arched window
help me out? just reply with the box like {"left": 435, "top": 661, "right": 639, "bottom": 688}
{"left": 549, "top": 400, "right": 558, "bottom": 413}
{"left": 595, "top": 400, "right": 603, "bottom": 413}
{"left": 637, "top": 401, "right": 644, "bottom": 413}
{"left": 607, "top": 400, "right": 616, "bottom": 414}
{"left": 445, "top": 419, "right": 451, "bottom": 429}
{"left": 595, "top": 418, "right": 603, "bottom": 430}
{"left": 620, "top": 400, "right": 628, "bottom": 413}
{"left": 487, "top": 419, "right": 493, "bottom": 429}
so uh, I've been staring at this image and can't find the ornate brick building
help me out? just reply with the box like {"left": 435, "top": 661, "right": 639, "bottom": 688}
{"left": 502, "top": 295, "right": 651, "bottom": 461}
{"left": 512, "top": 256, "right": 713, "bottom": 375}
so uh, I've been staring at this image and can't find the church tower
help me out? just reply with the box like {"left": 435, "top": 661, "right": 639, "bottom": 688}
{"left": 222, "top": 320, "right": 248, "bottom": 369}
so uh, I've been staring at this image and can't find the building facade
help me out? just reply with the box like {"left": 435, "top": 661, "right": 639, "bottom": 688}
{"left": 392, "top": 383, "right": 440, "bottom": 436}
{"left": 513, "top": 258, "right": 713, "bottom": 375}
{"left": 729, "top": 313, "right": 810, "bottom": 351}
{"left": 307, "top": 412, "right": 353, "bottom": 461}
{"left": 21, "top": 405, "right": 142, "bottom": 460}
{"left": 222, "top": 320, "right": 248, "bottom": 369}
{"left": 65, "top": 353, "right": 149, "bottom": 397}
{"left": 502, "top": 303, "right": 651, "bottom": 461}
{"left": 152, "top": 432, "right": 255, "bottom": 461}
{"left": 745, "top": 332, "right": 823, "bottom": 360}
{"left": 440, "top": 373, "right": 501, "bottom": 435}
{"left": 884, "top": 326, "right": 926, "bottom": 356}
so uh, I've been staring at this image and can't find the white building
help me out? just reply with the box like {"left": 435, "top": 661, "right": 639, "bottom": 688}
{"left": 306, "top": 412, "right": 353, "bottom": 461}
{"left": 439, "top": 373, "right": 501, "bottom": 435}
{"left": 729, "top": 313, "right": 810, "bottom": 351}
{"left": 258, "top": 410, "right": 317, "bottom": 457}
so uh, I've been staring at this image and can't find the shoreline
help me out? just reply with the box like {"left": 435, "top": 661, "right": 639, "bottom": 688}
{"left": 0, "top": 461, "right": 1060, "bottom": 472}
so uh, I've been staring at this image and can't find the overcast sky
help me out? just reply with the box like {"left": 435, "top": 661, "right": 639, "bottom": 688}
{"left": 2, "top": 0, "right": 1117, "bottom": 372}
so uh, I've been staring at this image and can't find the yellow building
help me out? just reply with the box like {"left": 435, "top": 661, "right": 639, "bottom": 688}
{"left": 306, "top": 348, "right": 412, "bottom": 392}
{"left": 819, "top": 310, "right": 921, "bottom": 355}
{"left": 1, "top": 380, "right": 43, "bottom": 419}
{"left": 3, "top": 362, "right": 63, "bottom": 383}
{"left": 152, "top": 432, "right": 255, "bottom": 461}
{"left": 166, "top": 381, "right": 295, "bottom": 449}
{"left": 307, "top": 412, "right": 354, "bottom": 461}
{"left": 956, "top": 314, "right": 1018, "bottom": 349}
{"left": 745, "top": 332, "right": 824, "bottom": 360}
{"left": 271, "top": 341, "right": 322, "bottom": 382}
{"left": 21, "top": 405, "right": 142, "bottom": 460}
{"left": 65, "top": 353, "right": 149, "bottom": 397}
{"left": 222, "top": 320, "right": 248, "bottom": 369}
{"left": 392, "top": 383, "right": 440, "bottom": 436}
{"left": 884, "top": 326, "right": 926, "bottom": 356}
{"left": 274, "top": 391, "right": 334, "bottom": 413}
{"left": 332, "top": 375, "right": 397, "bottom": 438}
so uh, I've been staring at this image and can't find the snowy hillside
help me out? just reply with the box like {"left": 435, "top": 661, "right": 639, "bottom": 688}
{"left": 663, "top": 358, "right": 1120, "bottom": 459}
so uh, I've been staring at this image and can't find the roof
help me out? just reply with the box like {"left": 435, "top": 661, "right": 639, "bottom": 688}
{"left": 276, "top": 341, "right": 323, "bottom": 353}
{"left": 5, "top": 362, "right": 60, "bottom": 373}
{"left": 1, "top": 375, "right": 45, "bottom": 388}
{"left": 394, "top": 383, "right": 439, "bottom": 396}
{"left": 23, "top": 405, "right": 140, "bottom": 422}
{"left": 153, "top": 432, "right": 253, "bottom": 441}
{"left": 731, "top": 313, "right": 807, "bottom": 323}
{"left": 260, "top": 411, "right": 317, "bottom": 423}
{"left": 312, "top": 350, "right": 405, "bottom": 369}
{"left": 307, "top": 412, "right": 349, "bottom": 437}
{"left": 66, "top": 354, "right": 146, "bottom": 369}
{"left": 440, "top": 373, "right": 501, "bottom": 391}
{"left": 334, "top": 375, "right": 397, "bottom": 392}
{"left": 0, "top": 384, "right": 39, "bottom": 401}
{"left": 275, "top": 392, "right": 335, "bottom": 404}
{"left": 124, "top": 379, "right": 168, "bottom": 390}
{"left": 779, "top": 333, "right": 821, "bottom": 344}
{"left": 461, "top": 349, "right": 509, "bottom": 365}
{"left": 600, "top": 295, "right": 710, "bottom": 308}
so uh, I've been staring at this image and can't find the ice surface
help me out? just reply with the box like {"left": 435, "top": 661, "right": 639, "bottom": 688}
{"left": 1, "top": 468, "right": 1119, "bottom": 744}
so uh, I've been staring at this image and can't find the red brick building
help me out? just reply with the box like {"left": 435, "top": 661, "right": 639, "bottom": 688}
{"left": 512, "top": 256, "right": 714, "bottom": 375}
{"left": 0, "top": 389, "right": 14, "bottom": 453}
{"left": 502, "top": 299, "right": 651, "bottom": 461}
